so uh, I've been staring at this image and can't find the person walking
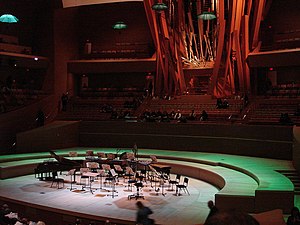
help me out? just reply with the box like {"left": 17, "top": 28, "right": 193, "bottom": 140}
{"left": 136, "top": 201, "right": 154, "bottom": 225}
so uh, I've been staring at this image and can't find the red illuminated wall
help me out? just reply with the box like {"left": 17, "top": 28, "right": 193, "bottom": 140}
{"left": 76, "top": 2, "right": 153, "bottom": 55}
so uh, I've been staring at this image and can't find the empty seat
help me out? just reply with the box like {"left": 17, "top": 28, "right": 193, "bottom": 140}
{"left": 168, "top": 174, "right": 181, "bottom": 191}
{"left": 175, "top": 177, "right": 190, "bottom": 196}
{"left": 51, "top": 171, "right": 64, "bottom": 189}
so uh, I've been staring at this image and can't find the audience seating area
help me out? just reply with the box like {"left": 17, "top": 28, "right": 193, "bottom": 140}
{"left": 245, "top": 98, "right": 300, "bottom": 125}
{"left": 80, "top": 87, "right": 144, "bottom": 98}
{"left": 145, "top": 95, "right": 244, "bottom": 123}
{"left": 84, "top": 42, "right": 153, "bottom": 59}
{"left": 273, "top": 30, "right": 300, "bottom": 50}
{"left": 0, "top": 34, "right": 32, "bottom": 54}
{"left": 57, "top": 96, "right": 143, "bottom": 121}
{"left": 56, "top": 92, "right": 300, "bottom": 126}
{"left": 261, "top": 29, "right": 300, "bottom": 51}
{"left": 269, "top": 84, "right": 300, "bottom": 98}
{"left": 0, "top": 88, "right": 47, "bottom": 113}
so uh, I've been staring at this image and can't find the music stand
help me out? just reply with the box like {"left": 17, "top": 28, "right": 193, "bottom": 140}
{"left": 67, "top": 169, "right": 77, "bottom": 191}
{"left": 97, "top": 169, "right": 106, "bottom": 190}
{"left": 132, "top": 143, "right": 138, "bottom": 160}
{"left": 106, "top": 169, "right": 118, "bottom": 198}
{"left": 82, "top": 172, "right": 98, "bottom": 194}
{"left": 128, "top": 181, "right": 144, "bottom": 200}
{"left": 148, "top": 165, "right": 166, "bottom": 196}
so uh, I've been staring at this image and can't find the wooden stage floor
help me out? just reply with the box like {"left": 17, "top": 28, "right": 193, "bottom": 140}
{"left": 0, "top": 173, "right": 218, "bottom": 225}
{"left": 0, "top": 147, "right": 299, "bottom": 225}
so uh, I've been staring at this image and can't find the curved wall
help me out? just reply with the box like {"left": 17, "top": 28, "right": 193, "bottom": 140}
{"left": 293, "top": 126, "right": 300, "bottom": 171}
{"left": 0, "top": 95, "right": 57, "bottom": 153}
{"left": 15, "top": 120, "right": 293, "bottom": 159}
{"left": 79, "top": 121, "right": 293, "bottom": 159}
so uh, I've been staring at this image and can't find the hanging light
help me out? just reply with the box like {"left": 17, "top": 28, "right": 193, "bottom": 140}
{"left": 151, "top": 3, "right": 168, "bottom": 12}
{"left": 0, "top": 14, "right": 19, "bottom": 23}
{"left": 197, "top": 12, "right": 216, "bottom": 20}
{"left": 112, "top": 21, "right": 127, "bottom": 30}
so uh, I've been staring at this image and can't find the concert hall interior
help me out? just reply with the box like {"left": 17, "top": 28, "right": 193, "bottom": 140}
{"left": 1, "top": 0, "right": 300, "bottom": 225}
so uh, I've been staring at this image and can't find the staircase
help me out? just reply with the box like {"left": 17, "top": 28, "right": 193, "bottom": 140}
{"left": 277, "top": 170, "right": 300, "bottom": 195}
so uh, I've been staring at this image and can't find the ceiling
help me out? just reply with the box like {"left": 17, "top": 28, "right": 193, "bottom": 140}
{"left": 62, "top": 0, "right": 142, "bottom": 8}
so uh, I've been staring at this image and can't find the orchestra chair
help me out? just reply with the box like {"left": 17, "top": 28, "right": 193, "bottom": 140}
{"left": 51, "top": 171, "right": 64, "bottom": 189}
{"left": 79, "top": 168, "right": 90, "bottom": 190}
{"left": 101, "top": 164, "right": 111, "bottom": 185}
{"left": 106, "top": 153, "right": 115, "bottom": 160}
{"left": 113, "top": 164, "right": 124, "bottom": 177}
{"left": 126, "top": 152, "right": 135, "bottom": 161}
{"left": 127, "top": 176, "right": 137, "bottom": 192}
{"left": 101, "top": 164, "right": 111, "bottom": 172}
{"left": 168, "top": 174, "right": 181, "bottom": 191}
{"left": 87, "top": 162, "right": 99, "bottom": 173}
{"left": 97, "top": 152, "right": 106, "bottom": 159}
{"left": 124, "top": 166, "right": 134, "bottom": 182}
{"left": 68, "top": 151, "right": 78, "bottom": 160}
{"left": 86, "top": 150, "right": 94, "bottom": 156}
{"left": 136, "top": 170, "right": 147, "bottom": 184}
{"left": 128, "top": 179, "right": 144, "bottom": 200}
{"left": 119, "top": 152, "right": 128, "bottom": 160}
{"left": 150, "top": 155, "right": 158, "bottom": 163}
{"left": 175, "top": 177, "right": 190, "bottom": 196}
{"left": 86, "top": 162, "right": 99, "bottom": 184}
{"left": 125, "top": 170, "right": 137, "bottom": 191}
{"left": 67, "top": 169, "right": 77, "bottom": 191}
{"left": 85, "top": 150, "right": 94, "bottom": 160}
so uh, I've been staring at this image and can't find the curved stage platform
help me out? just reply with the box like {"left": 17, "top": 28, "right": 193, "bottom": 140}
{"left": 0, "top": 148, "right": 297, "bottom": 225}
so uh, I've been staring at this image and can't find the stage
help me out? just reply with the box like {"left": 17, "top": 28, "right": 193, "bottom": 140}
{"left": 0, "top": 173, "right": 217, "bottom": 225}
{"left": 0, "top": 147, "right": 299, "bottom": 225}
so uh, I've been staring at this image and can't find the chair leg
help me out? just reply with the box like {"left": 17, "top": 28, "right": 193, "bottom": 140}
{"left": 185, "top": 187, "right": 190, "bottom": 195}
{"left": 61, "top": 180, "right": 65, "bottom": 189}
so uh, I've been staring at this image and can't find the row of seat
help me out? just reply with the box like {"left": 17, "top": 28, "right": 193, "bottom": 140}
{"left": 246, "top": 99, "right": 300, "bottom": 125}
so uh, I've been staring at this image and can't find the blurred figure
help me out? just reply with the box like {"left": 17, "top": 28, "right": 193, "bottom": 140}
{"left": 36, "top": 109, "right": 45, "bottom": 127}
{"left": 84, "top": 39, "right": 92, "bottom": 55}
{"left": 133, "top": 143, "right": 138, "bottom": 159}
{"left": 216, "top": 98, "right": 222, "bottom": 109}
{"left": 200, "top": 110, "right": 208, "bottom": 121}
{"left": 36, "top": 222, "right": 46, "bottom": 225}
{"left": 188, "top": 109, "right": 197, "bottom": 120}
{"left": 75, "top": 218, "right": 81, "bottom": 225}
{"left": 205, "top": 200, "right": 218, "bottom": 222}
{"left": 287, "top": 206, "right": 300, "bottom": 225}
{"left": 15, "top": 217, "right": 29, "bottom": 225}
{"left": 0, "top": 204, "right": 12, "bottom": 224}
{"left": 243, "top": 93, "right": 249, "bottom": 107}
{"left": 174, "top": 110, "right": 182, "bottom": 121}
{"left": 279, "top": 113, "right": 292, "bottom": 124}
{"left": 136, "top": 201, "right": 154, "bottom": 225}
{"left": 204, "top": 209, "right": 259, "bottom": 225}
{"left": 61, "top": 93, "right": 68, "bottom": 111}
